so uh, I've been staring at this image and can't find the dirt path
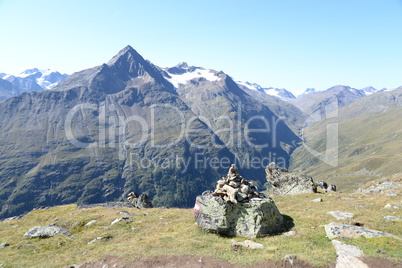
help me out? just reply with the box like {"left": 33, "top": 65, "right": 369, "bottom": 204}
{"left": 69, "top": 255, "right": 324, "bottom": 268}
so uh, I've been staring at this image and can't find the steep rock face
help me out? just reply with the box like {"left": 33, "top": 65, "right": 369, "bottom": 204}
{"left": 177, "top": 75, "right": 301, "bottom": 182}
{"left": 0, "top": 46, "right": 233, "bottom": 218}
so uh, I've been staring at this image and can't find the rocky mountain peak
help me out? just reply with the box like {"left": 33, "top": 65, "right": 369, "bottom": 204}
{"left": 107, "top": 45, "right": 147, "bottom": 79}
{"left": 106, "top": 45, "right": 172, "bottom": 90}
{"left": 176, "top": 62, "right": 189, "bottom": 69}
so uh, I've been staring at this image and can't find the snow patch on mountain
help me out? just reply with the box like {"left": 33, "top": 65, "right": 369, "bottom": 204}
{"left": 236, "top": 81, "right": 295, "bottom": 100}
{"left": 1, "top": 68, "right": 68, "bottom": 90}
{"left": 163, "top": 63, "right": 222, "bottom": 88}
{"left": 236, "top": 81, "right": 262, "bottom": 91}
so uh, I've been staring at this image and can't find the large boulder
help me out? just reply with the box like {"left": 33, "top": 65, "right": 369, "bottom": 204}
{"left": 23, "top": 224, "right": 70, "bottom": 238}
{"left": 265, "top": 162, "right": 317, "bottom": 195}
{"left": 194, "top": 191, "right": 283, "bottom": 238}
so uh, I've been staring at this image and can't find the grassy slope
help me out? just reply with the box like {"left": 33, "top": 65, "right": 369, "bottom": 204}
{"left": 290, "top": 107, "right": 402, "bottom": 191}
{"left": 0, "top": 176, "right": 401, "bottom": 267}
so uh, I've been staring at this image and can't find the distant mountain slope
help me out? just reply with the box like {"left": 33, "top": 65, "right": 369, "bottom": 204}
{"left": 291, "top": 85, "right": 366, "bottom": 116}
{"left": 0, "top": 46, "right": 233, "bottom": 218}
{"left": 176, "top": 73, "right": 301, "bottom": 181}
{"left": 240, "top": 87, "right": 307, "bottom": 135}
{"left": 0, "top": 68, "right": 68, "bottom": 101}
{"left": 0, "top": 78, "right": 16, "bottom": 101}
{"left": 290, "top": 88, "right": 402, "bottom": 191}
{"left": 236, "top": 81, "right": 296, "bottom": 100}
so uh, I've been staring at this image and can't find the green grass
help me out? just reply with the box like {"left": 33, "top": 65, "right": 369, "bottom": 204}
{"left": 290, "top": 107, "right": 402, "bottom": 192}
{"left": 0, "top": 176, "right": 401, "bottom": 267}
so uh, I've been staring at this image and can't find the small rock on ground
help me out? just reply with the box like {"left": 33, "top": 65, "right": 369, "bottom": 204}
{"left": 384, "top": 216, "right": 401, "bottom": 221}
{"left": 311, "top": 198, "right": 323, "bottom": 202}
{"left": 231, "top": 240, "right": 264, "bottom": 249}
{"left": 110, "top": 217, "right": 132, "bottom": 226}
{"left": 0, "top": 243, "right": 10, "bottom": 248}
{"left": 283, "top": 230, "right": 297, "bottom": 236}
{"left": 332, "top": 240, "right": 368, "bottom": 268}
{"left": 84, "top": 220, "right": 97, "bottom": 227}
{"left": 118, "top": 211, "right": 134, "bottom": 217}
{"left": 327, "top": 211, "right": 354, "bottom": 220}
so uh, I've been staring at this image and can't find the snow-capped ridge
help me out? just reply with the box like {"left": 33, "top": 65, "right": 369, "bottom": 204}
{"left": 236, "top": 81, "right": 263, "bottom": 91}
{"left": 236, "top": 81, "right": 295, "bottom": 100}
{"left": 1, "top": 68, "right": 69, "bottom": 91}
{"left": 162, "top": 63, "right": 223, "bottom": 88}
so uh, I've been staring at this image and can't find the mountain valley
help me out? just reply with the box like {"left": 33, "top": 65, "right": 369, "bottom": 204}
{"left": 0, "top": 45, "right": 401, "bottom": 220}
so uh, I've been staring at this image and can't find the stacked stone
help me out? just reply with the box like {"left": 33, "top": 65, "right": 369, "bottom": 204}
{"left": 127, "top": 192, "right": 153, "bottom": 208}
{"left": 213, "top": 164, "right": 264, "bottom": 203}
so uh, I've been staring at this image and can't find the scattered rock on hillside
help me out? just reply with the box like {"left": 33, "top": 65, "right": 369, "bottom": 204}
{"left": 110, "top": 217, "right": 132, "bottom": 226}
{"left": 283, "top": 255, "right": 296, "bottom": 266}
{"left": 77, "top": 202, "right": 131, "bottom": 210}
{"left": 194, "top": 165, "right": 284, "bottom": 238}
{"left": 84, "top": 220, "right": 97, "bottom": 227}
{"left": 356, "top": 179, "right": 401, "bottom": 195}
{"left": 384, "top": 216, "right": 401, "bottom": 222}
{"left": 87, "top": 236, "right": 112, "bottom": 245}
{"left": 324, "top": 222, "right": 400, "bottom": 240}
{"left": 127, "top": 192, "right": 153, "bottom": 209}
{"left": 266, "top": 162, "right": 323, "bottom": 195}
{"left": 311, "top": 198, "right": 323, "bottom": 203}
{"left": 0, "top": 243, "right": 10, "bottom": 248}
{"left": 315, "top": 180, "right": 337, "bottom": 192}
{"left": 118, "top": 211, "right": 134, "bottom": 217}
{"left": 327, "top": 211, "right": 354, "bottom": 220}
{"left": 283, "top": 230, "right": 297, "bottom": 236}
{"left": 332, "top": 240, "right": 368, "bottom": 268}
{"left": 231, "top": 239, "right": 264, "bottom": 249}
{"left": 23, "top": 224, "right": 70, "bottom": 238}
{"left": 387, "top": 191, "right": 398, "bottom": 197}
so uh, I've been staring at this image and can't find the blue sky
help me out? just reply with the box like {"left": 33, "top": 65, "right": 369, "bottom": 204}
{"left": 0, "top": 0, "right": 401, "bottom": 95}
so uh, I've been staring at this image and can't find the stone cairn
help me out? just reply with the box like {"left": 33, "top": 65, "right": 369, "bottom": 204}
{"left": 127, "top": 192, "right": 153, "bottom": 208}
{"left": 213, "top": 164, "right": 265, "bottom": 203}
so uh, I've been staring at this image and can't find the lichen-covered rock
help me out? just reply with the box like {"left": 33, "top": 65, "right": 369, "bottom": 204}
{"left": 331, "top": 240, "right": 368, "bottom": 268}
{"left": 265, "top": 162, "right": 317, "bottom": 195}
{"left": 324, "top": 222, "right": 400, "bottom": 240}
{"left": 327, "top": 211, "right": 354, "bottom": 220}
{"left": 23, "top": 224, "right": 70, "bottom": 238}
{"left": 194, "top": 191, "right": 283, "bottom": 238}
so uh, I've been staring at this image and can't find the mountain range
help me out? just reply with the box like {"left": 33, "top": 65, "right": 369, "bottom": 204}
{"left": 0, "top": 68, "right": 68, "bottom": 101}
{"left": 0, "top": 45, "right": 401, "bottom": 219}
{"left": 0, "top": 46, "right": 300, "bottom": 218}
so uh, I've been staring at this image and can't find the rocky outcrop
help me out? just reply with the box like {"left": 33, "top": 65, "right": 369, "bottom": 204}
{"left": 23, "top": 224, "right": 70, "bottom": 238}
{"left": 266, "top": 162, "right": 336, "bottom": 195}
{"left": 194, "top": 165, "right": 284, "bottom": 238}
{"left": 265, "top": 162, "right": 317, "bottom": 195}
{"left": 127, "top": 192, "right": 153, "bottom": 209}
